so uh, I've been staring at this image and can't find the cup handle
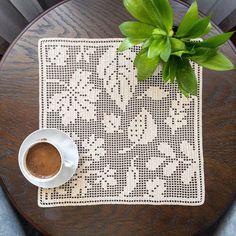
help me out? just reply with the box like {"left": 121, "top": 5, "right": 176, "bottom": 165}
{"left": 64, "top": 160, "right": 74, "bottom": 168}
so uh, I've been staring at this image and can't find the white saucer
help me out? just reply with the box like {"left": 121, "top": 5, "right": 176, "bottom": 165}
{"left": 18, "top": 128, "right": 79, "bottom": 188}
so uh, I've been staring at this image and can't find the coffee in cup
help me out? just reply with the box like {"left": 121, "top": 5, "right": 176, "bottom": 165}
{"left": 18, "top": 128, "right": 79, "bottom": 188}
{"left": 26, "top": 142, "right": 61, "bottom": 179}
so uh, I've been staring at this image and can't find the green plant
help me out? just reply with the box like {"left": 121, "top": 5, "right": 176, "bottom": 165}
{"left": 118, "top": 0, "right": 235, "bottom": 97}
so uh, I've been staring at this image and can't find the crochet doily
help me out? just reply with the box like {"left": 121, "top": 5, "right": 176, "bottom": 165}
{"left": 38, "top": 38, "right": 204, "bottom": 207}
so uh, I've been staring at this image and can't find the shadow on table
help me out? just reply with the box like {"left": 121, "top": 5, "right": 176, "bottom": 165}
{"left": 16, "top": 211, "right": 43, "bottom": 236}
{"left": 195, "top": 200, "right": 236, "bottom": 236}
{"left": 0, "top": 186, "right": 42, "bottom": 236}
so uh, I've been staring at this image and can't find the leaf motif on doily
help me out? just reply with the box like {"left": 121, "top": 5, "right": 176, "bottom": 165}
{"left": 76, "top": 47, "right": 97, "bottom": 63}
{"left": 97, "top": 47, "right": 137, "bottom": 111}
{"left": 144, "top": 86, "right": 169, "bottom": 101}
{"left": 146, "top": 156, "right": 165, "bottom": 170}
{"left": 121, "top": 156, "right": 139, "bottom": 196}
{"left": 93, "top": 165, "right": 117, "bottom": 191}
{"left": 146, "top": 177, "right": 165, "bottom": 197}
{"left": 82, "top": 134, "right": 106, "bottom": 162}
{"left": 180, "top": 141, "right": 198, "bottom": 160}
{"left": 46, "top": 45, "right": 69, "bottom": 66}
{"left": 158, "top": 143, "right": 176, "bottom": 157}
{"left": 162, "top": 161, "right": 179, "bottom": 176}
{"left": 48, "top": 69, "right": 100, "bottom": 124}
{"left": 70, "top": 159, "right": 92, "bottom": 197}
{"left": 181, "top": 163, "right": 197, "bottom": 184}
{"left": 119, "top": 108, "right": 157, "bottom": 154}
{"left": 180, "top": 140, "right": 198, "bottom": 184}
{"left": 128, "top": 108, "right": 157, "bottom": 145}
{"left": 102, "top": 113, "right": 121, "bottom": 133}
{"left": 158, "top": 143, "right": 179, "bottom": 176}
{"left": 165, "top": 93, "right": 193, "bottom": 134}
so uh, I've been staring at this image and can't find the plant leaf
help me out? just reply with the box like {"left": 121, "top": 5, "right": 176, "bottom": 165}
{"left": 142, "top": 38, "right": 153, "bottom": 49}
{"left": 202, "top": 22, "right": 212, "bottom": 36}
{"left": 172, "top": 49, "right": 195, "bottom": 57}
{"left": 118, "top": 38, "right": 145, "bottom": 52}
{"left": 160, "top": 37, "right": 171, "bottom": 62}
{"left": 135, "top": 50, "right": 160, "bottom": 80}
{"left": 177, "top": 80, "right": 190, "bottom": 97}
{"left": 147, "top": 36, "right": 164, "bottom": 58}
{"left": 162, "top": 62, "right": 170, "bottom": 83}
{"left": 170, "top": 38, "right": 186, "bottom": 52}
{"left": 152, "top": 28, "right": 167, "bottom": 36}
{"left": 141, "top": 0, "right": 164, "bottom": 29}
{"left": 162, "top": 56, "right": 177, "bottom": 83}
{"left": 190, "top": 50, "right": 235, "bottom": 71}
{"left": 119, "top": 22, "right": 155, "bottom": 38}
{"left": 123, "top": 0, "right": 154, "bottom": 25}
{"left": 134, "top": 48, "right": 145, "bottom": 67}
{"left": 152, "top": 0, "right": 173, "bottom": 32}
{"left": 182, "top": 16, "right": 211, "bottom": 39}
{"left": 187, "top": 47, "right": 217, "bottom": 59}
{"left": 176, "top": 58, "right": 198, "bottom": 95}
{"left": 176, "top": 0, "right": 198, "bottom": 37}
{"left": 172, "top": 51, "right": 187, "bottom": 57}
{"left": 196, "top": 31, "right": 235, "bottom": 48}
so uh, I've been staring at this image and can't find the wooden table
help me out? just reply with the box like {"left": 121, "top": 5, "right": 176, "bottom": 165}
{"left": 0, "top": 0, "right": 235, "bottom": 235}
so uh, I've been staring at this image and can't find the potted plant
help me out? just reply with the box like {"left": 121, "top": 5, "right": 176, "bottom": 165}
{"left": 118, "top": 0, "right": 235, "bottom": 97}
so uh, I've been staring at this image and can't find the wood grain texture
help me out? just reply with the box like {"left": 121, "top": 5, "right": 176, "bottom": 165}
{"left": 0, "top": 0, "right": 236, "bottom": 235}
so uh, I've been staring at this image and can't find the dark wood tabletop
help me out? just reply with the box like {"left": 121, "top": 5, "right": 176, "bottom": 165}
{"left": 0, "top": 0, "right": 236, "bottom": 235}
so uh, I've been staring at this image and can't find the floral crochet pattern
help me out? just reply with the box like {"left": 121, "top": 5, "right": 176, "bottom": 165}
{"left": 48, "top": 69, "right": 100, "bottom": 124}
{"left": 39, "top": 39, "right": 204, "bottom": 207}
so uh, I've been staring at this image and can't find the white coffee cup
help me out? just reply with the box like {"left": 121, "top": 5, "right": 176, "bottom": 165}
{"left": 22, "top": 139, "right": 73, "bottom": 182}
{"left": 18, "top": 128, "right": 79, "bottom": 188}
